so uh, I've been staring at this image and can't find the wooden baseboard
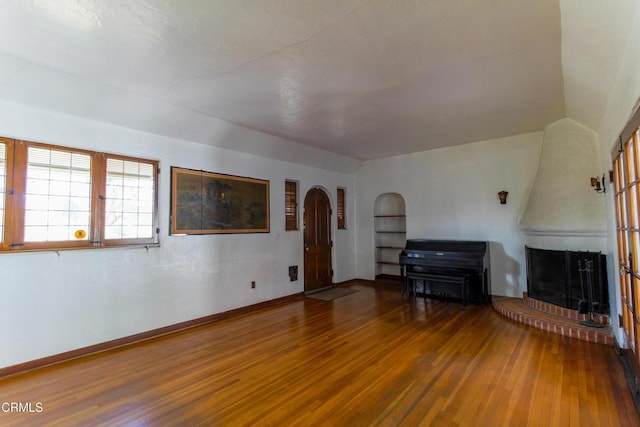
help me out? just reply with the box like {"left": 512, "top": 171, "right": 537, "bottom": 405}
{"left": 334, "top": 278, "right": 362, "bottom": 287}
{"left": 0, "top": 292, "right": 303, "bottom": 379}
{"left": 375, "top": 274, "right": 401, "bottom": 281}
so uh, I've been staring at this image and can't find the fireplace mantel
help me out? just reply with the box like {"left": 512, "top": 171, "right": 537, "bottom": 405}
{"left": 520, "top": 227, "right": 606, "bottom": 238}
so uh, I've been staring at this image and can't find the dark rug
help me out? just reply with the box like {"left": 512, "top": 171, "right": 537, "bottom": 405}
{"left": 305, "top": 287, "right": 359, "bottom": 301}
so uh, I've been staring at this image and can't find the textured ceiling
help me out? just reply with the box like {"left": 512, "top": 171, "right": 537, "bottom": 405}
{"left": 0, "top": 0, "right": 634, "bottom": 162}
{"left": 560, "top": 0, "right": 638, "bottom": 132}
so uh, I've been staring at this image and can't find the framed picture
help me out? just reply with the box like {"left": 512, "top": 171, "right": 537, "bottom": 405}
{"left": 171, "top": 167, "right": 270, "bottom": 234}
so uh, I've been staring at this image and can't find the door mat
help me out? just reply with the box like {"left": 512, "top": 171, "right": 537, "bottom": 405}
{"left": 306, "top": 287, "right": 358, "bottom": 301}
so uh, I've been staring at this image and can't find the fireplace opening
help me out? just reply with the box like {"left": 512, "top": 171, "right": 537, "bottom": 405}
{"left": 525, "top": 246, "right": 609, "bottom": 314}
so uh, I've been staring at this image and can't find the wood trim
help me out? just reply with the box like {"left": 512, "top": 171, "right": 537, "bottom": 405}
{"left": 337, "top": 187, "right": 346, "bottom": 229}
{"left": 333, "top": 278, "right": 362, "bottom": 287}
{"left": 615, "top": 102, "right": 640, "bottom": 156}
{"left": 0, "top": 292, "right": 303, "bottom": 379}
{"left": 0, "top": 137, "right": 14, "bottom": 250}
{"left": 0, "top": 136, "right": 160, "bottom": 251}
{"left": 21, "top": 139, "right": 98, "bottom": 156}
{"left": 285, "top": 180, "right": 298, "bottom": 231}
{"left": 101, "top": 154, "right": 160, "bottom": 246}
{"left": 375, "top": 273, "right": 401, "bottom": 281}
{"left": 92, "top": 152, "right": 106, "bottom": 245}
{"left": 612, "top": 130, "right": 640, "bottom": 409}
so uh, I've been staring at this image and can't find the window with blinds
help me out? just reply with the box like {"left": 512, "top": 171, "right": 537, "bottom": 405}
{"left": 0, "top": 137, "right": 159, "bottom": 251}
{"left": 25, "top": 147, "right": 92, "bottom": 242}
{"left": 105, "top": 158, "right": 156, "bottom": 240}
{"left": 285, "top": 180, "right": 298, "bottom": 231}
{"left": 337, "top": 187, "right": 346, "bottom": 229}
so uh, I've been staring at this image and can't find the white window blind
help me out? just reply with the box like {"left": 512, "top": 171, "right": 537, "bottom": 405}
{"left": 105, "top": 158, "right": 155, "bottom": 240}
{"left": 24, "top": 147, "right": 92, "bottom": 242}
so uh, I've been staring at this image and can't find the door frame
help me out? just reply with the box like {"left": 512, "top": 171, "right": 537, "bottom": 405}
{"left": 612, "top": 126, "right": 640, "bottom": 399}
{"left": 303, "top": 186, "right": 334, "bottom": 293}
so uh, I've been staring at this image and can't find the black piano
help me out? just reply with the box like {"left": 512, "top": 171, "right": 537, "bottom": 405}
{"left": 399, "top": 239, "right": 491, "bottom": 305}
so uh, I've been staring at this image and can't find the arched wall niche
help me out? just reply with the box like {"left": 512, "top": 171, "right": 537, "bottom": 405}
{"left": 373, "top": 193, "right": 407, "bottom": 279}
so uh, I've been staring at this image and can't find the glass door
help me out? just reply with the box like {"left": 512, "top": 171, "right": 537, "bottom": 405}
{"left": 614, "top": 128, "right": 640, "bottom": 362}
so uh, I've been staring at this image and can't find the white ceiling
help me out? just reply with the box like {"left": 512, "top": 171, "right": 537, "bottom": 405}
{"left": 0, "top": 0, "right": 635, "bottom": 162}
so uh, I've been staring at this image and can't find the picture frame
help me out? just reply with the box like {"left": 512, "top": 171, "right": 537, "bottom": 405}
{"left": 170, "top": 167, "right": 270, "bottom": 234}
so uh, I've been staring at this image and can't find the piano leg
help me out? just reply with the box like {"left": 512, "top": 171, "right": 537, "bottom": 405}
{"left": 400, "top": 266, "right": 409, "bottom": 297}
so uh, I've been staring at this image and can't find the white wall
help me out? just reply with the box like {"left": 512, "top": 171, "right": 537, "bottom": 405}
{"left": 596, "top": 3, "right": 640, "bottom": 344}
{"left": 355, "top": 132, "right": 544, "bottom": 297}
{"left": 0, "top": 100, "right": 357, "bottom": 369}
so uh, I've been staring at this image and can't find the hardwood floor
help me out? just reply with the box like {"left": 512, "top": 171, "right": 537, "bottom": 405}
{"left": 0, "top": 280, "right": 638, "bottom": 426}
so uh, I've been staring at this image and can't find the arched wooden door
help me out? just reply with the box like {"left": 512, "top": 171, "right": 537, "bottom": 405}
{"left": 303, "top": 188, "right": 333, "bottom": 292}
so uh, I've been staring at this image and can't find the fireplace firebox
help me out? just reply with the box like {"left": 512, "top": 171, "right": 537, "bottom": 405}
{"left": 525, "top": 246, "right": 609, "bottom": 314}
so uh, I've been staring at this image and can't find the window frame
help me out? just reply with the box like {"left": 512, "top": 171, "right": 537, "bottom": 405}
{"left": 613, "top": 128, "right": 640, "bottom": 362}
{"left": 101, "top": 153, "right": 159, "bottom": 247}
{"left": 0, "top": 137, "right": 159, "bottom": 252}
{"left": 0, "top": 136, "right": 13, "bottom": 252}
{"left": 337, "top": 187, "right": 346, "bottom": 230}
{"left": 285, "top": 180, "right": 299, "bottom": 231}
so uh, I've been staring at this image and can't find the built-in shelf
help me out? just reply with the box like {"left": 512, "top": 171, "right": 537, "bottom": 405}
{"left": 373, "top": 205, "right": 406, "bottom": 280}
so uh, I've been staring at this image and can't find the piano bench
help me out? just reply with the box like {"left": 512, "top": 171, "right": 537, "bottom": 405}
{"left": 405, "top": 273, "right": 471, "bottom": 307}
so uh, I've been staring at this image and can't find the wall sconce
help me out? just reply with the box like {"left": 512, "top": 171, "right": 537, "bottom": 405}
{"left": 590, "top": 175, "right": 606, "bottom": 193}
{"left": 497, "top": 191, "right": 508, "bottom": 205}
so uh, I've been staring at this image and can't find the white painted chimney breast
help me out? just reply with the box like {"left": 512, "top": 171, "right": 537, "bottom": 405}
{"left": 519, "top": 118, "right": 606, "bottom": 251}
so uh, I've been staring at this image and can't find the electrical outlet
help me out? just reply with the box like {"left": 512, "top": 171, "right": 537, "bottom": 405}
{"left": 251, "top": 281, "right": 256, "bottom": 289}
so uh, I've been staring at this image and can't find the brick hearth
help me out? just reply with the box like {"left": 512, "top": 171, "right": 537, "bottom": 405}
{"left": 492, "top": 293, "right": 615, "bottom": 345}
